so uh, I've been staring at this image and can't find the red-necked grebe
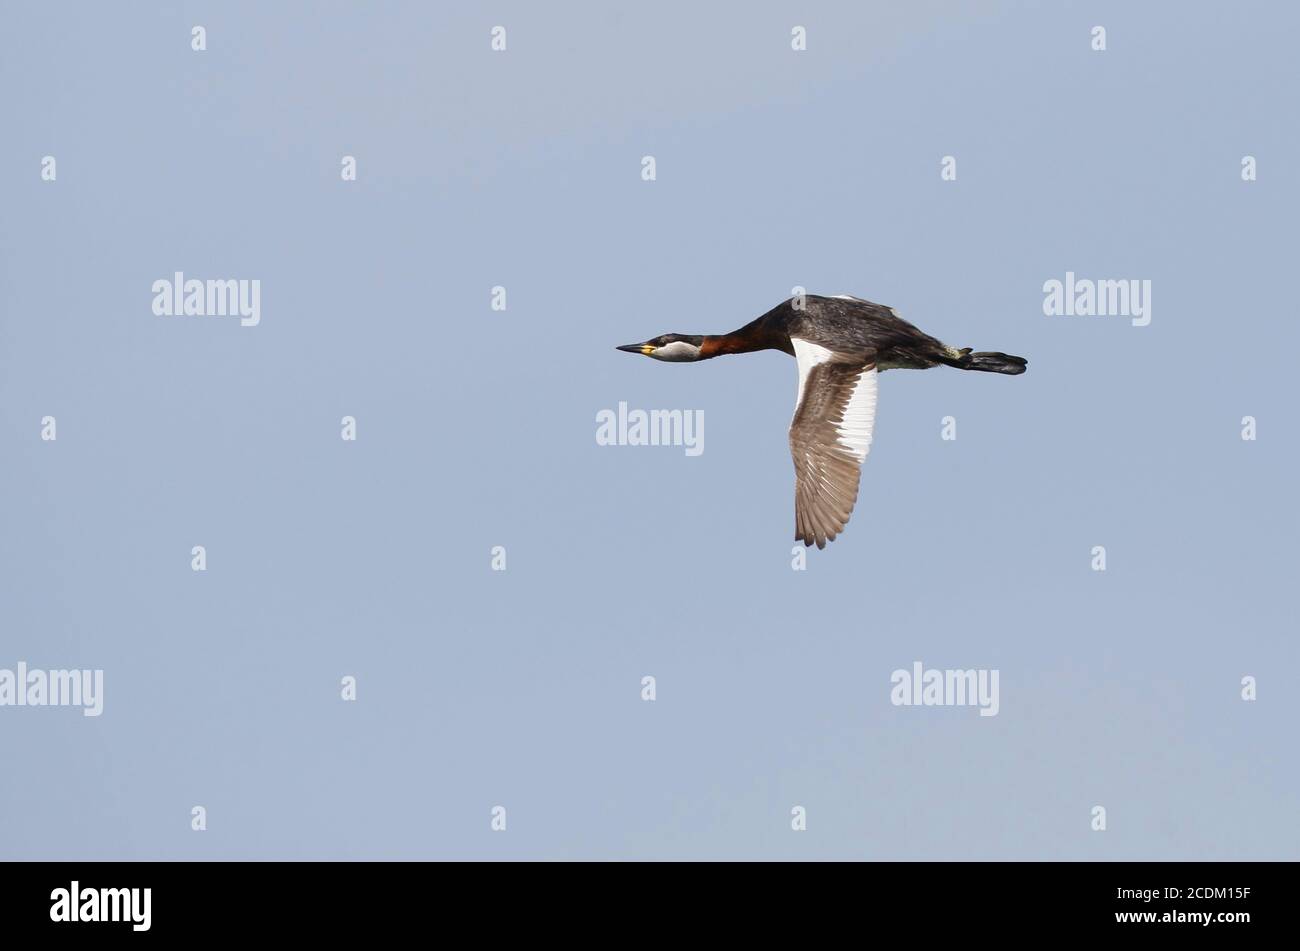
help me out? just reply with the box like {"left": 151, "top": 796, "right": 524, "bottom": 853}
{"left": 618, "top": 294, "right": 1027, "bottom": 549}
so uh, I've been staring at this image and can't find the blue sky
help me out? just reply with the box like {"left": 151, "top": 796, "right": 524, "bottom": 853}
{"left": 1, "top": 1, "right": 1295, "bottom": 859}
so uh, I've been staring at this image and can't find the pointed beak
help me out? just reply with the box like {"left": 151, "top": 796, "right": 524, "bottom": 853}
{"left": 617, "top": 342, "right": 655, "bottom": 356}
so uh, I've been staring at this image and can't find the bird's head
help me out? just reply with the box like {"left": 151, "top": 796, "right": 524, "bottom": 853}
{"left": 616, "top": 333, "right": 705, "bottom": 362}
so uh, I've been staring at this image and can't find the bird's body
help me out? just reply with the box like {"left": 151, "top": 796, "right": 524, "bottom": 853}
{"left": 700, "top": 295, "right": 953, "bottom": 368}
{"left": 618, "top": 294, "right": 1026, "bottom": 549}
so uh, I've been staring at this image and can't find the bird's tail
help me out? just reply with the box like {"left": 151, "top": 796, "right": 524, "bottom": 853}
{"left": 945, "top": 347, "right": 1028, "bottom": 375}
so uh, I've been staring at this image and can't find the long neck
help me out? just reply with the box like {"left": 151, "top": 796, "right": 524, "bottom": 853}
{"left": 698, "top": 321, "right": 781, "bottom": 360}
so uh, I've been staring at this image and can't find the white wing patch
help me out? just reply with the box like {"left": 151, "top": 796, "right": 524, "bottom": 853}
{"left": 787, "top": 340, "right": 880, "bottom": 549}
{"left": 791, "top": 338, "right": 877, "bottom": 459}
{"left": 835, "top": 366, "right": 877, "bottom": 461}
{"left": 791, "top": 337, "right": 834, "bottom": 415}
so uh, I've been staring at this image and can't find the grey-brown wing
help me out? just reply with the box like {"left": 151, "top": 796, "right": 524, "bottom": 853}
{"left": 788, "top": 339, "right": 878, "bottom": 549}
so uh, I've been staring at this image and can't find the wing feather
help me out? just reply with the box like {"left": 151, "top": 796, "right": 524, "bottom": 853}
{"left": 789, "top": 338, "right": 878, "bottom": 549}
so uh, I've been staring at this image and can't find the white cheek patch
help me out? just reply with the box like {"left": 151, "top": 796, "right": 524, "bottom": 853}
{"left": 652, "top": 341, "right": 699, "bottom": 361}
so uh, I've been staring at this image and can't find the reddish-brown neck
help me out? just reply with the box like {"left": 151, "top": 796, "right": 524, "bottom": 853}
{"left": 699, "top": 328, "right": 775, "bottom": 360}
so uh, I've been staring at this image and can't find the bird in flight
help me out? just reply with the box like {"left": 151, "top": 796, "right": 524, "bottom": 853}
{"left": 617, "top": 294, "right": 1027, "bottom": 549}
